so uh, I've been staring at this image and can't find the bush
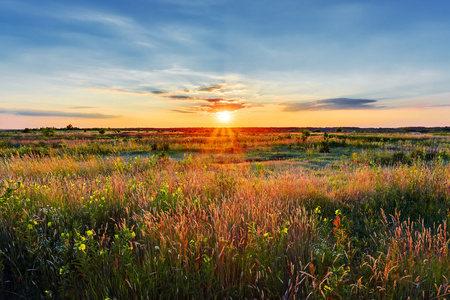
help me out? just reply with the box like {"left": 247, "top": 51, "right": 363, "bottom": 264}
{"left": 0, "top": 139, "right": 11, "bottom": 149}
{"left": 40, "top": 127, "right": 55, "bottom": 137}
{"left": 319, "top": 141, "right": 330, "bottom": 153}
{"left": 161, "top": 142, "right": 170, "bottom": 151}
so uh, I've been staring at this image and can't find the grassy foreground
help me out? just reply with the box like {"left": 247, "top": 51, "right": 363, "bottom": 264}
{"left": 1, "top": 128, "right": 450, "bottom": 299}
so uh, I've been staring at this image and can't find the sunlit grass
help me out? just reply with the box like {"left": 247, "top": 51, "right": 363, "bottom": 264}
{"left": 0, "top": 129, "right": 449, "bottom": 298}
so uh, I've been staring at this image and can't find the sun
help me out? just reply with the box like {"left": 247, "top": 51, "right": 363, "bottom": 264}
{"left": 216, "top": 111, "right": 232, "bottom": 123}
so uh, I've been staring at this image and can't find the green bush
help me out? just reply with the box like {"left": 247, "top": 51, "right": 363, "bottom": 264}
{"left": 41, "top": 127, "right": 56, "bottom": 137}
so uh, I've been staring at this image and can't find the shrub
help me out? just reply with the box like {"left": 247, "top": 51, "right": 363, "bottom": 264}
{"left": 40, "top": 127, "right": 55, "bottom": 137}
{"left": 0, "top": 139, "right": 10, "bottom": 149}
{"left": 319, "top": 141, "right": 330, "bottom": 153}
{"left": 300, "top": 129, "right": 311, "bottom": 143}
{"left": 161, "top": 142, "right": 170, "bottom": 151}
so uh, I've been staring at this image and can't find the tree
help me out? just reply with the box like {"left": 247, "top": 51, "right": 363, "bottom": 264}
{"left": 300, "top": 129, "right": 311, "bottom": 143}
{"left": 335, "top": 127, "right": 343, "bottom": 133}
{"left": 66, "top": 124, "right": 74, "bottom": 130}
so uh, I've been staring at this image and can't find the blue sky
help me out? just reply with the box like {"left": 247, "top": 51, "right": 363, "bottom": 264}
{"left": 1, "top": 0, "right": 450, "bottom": 128}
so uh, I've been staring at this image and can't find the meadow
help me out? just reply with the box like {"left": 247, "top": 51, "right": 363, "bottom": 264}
{"left": 1, "top": 127, "right": 450, "bottom": 299}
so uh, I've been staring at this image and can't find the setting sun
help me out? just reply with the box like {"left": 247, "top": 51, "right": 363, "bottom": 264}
{"left": 216, "top": 111, "right": 232, "bottom": 123}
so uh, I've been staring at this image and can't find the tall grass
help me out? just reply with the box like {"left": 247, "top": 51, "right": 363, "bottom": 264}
{"left": 0, "top": 130, "right": 449, "bottom": 298}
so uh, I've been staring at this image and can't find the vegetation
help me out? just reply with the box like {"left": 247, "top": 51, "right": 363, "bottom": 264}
{"left": 0, "top": 127, "right": 449, "bottom": 299}
{"left": 40, "top": 127, "right": 56, "bottom": 137}
{"left": 300, "top": 129, "right": 311, "bottom": 143}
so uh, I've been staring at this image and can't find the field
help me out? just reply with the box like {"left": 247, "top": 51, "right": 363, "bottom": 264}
{"left": 1, "top": 127, "right": 450, "bottom": 299}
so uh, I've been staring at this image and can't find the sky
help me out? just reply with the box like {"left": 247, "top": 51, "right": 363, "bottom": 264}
{"left": 1, "top": 0, "right": 450, "bottom": 129}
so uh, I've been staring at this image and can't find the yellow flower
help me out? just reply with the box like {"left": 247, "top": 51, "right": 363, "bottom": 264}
{"left": 78, "top": 244, "right": 86, "bottom": 251}
{"left": 86, "top": 230, "right": 93, "bottom": 237}
{"left": 28, "top": 224, "right": 33, "bottom": 230}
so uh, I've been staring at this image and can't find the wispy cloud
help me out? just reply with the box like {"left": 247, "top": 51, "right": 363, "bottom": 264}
{"left": 168, "top": 95, "right": 197, "bottom": 100}
{"left": 159, "top": 85, "right": 256, "bottom": 113}
{"left": 283, "top": 98, "right": 382, "bottom": 112}
{"left": 0, "top": 109, "right": 119, "bottom": 119}
{"left": 171, "top": 109, "right": 196, "bottom": 114}
{"left": 198, "top": 84, "right": 223, "bottom": 92}
{"left": 69, "top": 106, "right": 97, "bottom": 109}
{"left": 98, "top": 80, "right": 259, "bottom": 114}
{"left": 176, "top": 102, "right": 248, "bottom": 114}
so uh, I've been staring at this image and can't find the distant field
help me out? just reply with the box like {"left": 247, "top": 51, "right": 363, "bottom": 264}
{"left": 1, "top": 128, "right": 450, "bottom": 299}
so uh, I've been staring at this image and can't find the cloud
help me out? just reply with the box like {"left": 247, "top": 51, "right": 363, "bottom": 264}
{"left": 198, "top": 85, "right": 223, "bottom": 92}
{"left": 205, "top": 98, "right": 223, "bottom": 103}
{"left": 175, "top": 102, "right": 248, "bottom": 114}
{"left": 101, "top": 88, "right": 153, "bottom": 95}
{"left": 168, "top": 95, "right": 197, "bottom": 100}
{"left": 98, "top": 87, "right": 170, "bottom": 95}
{"left": 152, "top": 82, "right": 260, "bottom": 113}
{"left": 69, "top": 106, "right": 97, "bottom": 109}
{"left": 0, "top": 109, "right": 119, "bottom": 119}
{"left": 412, "top": 103, "right": 450, "bottom": 108}
{"left": 283, "top": 98, "right": 381, "bottom": 111}
{"left": 171, "top": 109, "right": 196, "bottom": 113}
{"left": 97, "top": 78, "right": 260, "bottom": 115}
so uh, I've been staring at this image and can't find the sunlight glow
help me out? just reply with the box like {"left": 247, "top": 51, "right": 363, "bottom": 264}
{"left": 216, "top": 111, "right": 232, "bottom": 123}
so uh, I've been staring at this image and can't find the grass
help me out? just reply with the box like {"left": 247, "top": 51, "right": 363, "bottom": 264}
{"left": 0, "top": 128, "right": 449, "bottom": 299}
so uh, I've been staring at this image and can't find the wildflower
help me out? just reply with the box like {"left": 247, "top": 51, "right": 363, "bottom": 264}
{"left": 314, "top": 206, "right": 321, "bottom": 214}
{"left": 86, "top": 230, "right": 93, "bottom": 237}
{"left": 333, "top": 216, "right": 341, "bottom": 234}
{"left": 131, "top": 231, "right": 136, "bottom": 238}
{"left": 47, "top": 222, "right": 52, "bottom": 226}
{"left": 28, "top": 224, "right": 33, "bottom": 230}
{"left": 78, "top": 243, "right": 86, "bottom": 251}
